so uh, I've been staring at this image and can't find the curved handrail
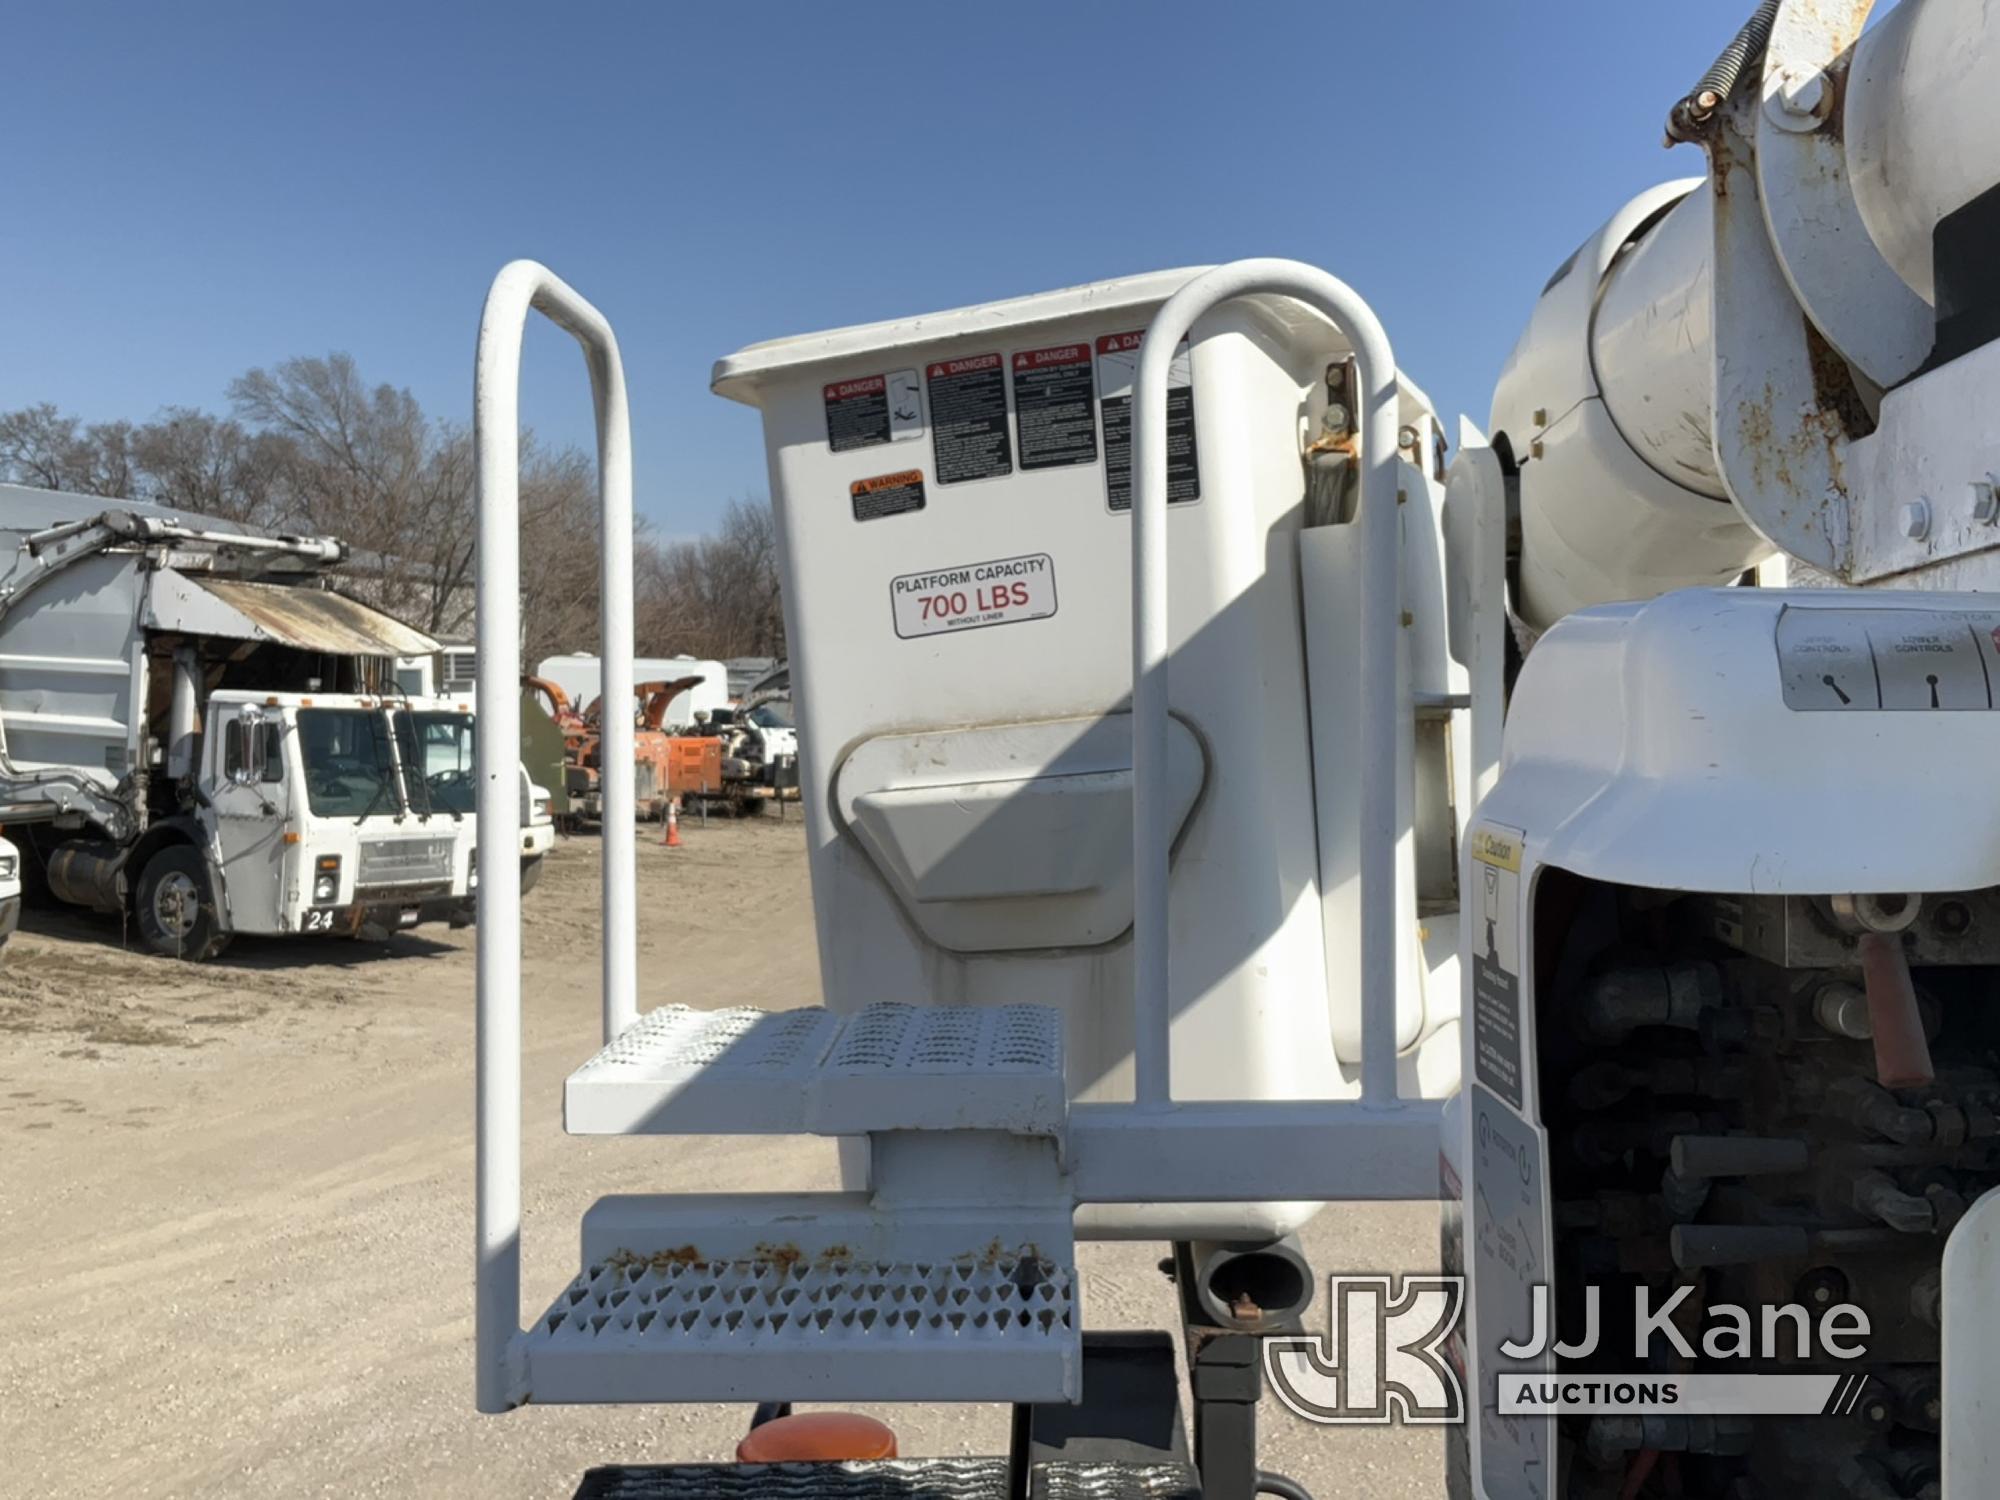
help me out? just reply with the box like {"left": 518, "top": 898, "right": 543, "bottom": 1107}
{"left": 1130, "top": 259, "right": 1402, "bottom": 1109}
{"left": 472, "top": 259, "right": 635, "bottom": 1412}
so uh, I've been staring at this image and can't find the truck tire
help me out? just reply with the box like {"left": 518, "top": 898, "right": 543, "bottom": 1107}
{"left": 520, "top": 855, "right": 544, "bottom": 895}
{"left": 133, "top": 845, "right": 230, "bottom": 961}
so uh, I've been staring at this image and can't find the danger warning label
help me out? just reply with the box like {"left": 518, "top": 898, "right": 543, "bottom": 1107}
{"left": 1011, "top": 343, "right": 1097, "bottom": 470}
{"left": 825, "top": 370, "right": 923, "bottom": 453}
{"left": 1096, "top": 331, "right": 1200, "bottom": 512}
{"left": 850, "top": 469, "right": 926, "bottom": 523}
{"left": 890, "top": 553, "right": 1057, "bottom": 639}
{"left": 926, "top": 352, "right": 1012, "bottom": 484}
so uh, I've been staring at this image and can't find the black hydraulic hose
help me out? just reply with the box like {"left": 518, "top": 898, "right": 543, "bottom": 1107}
{"left": 1257, "top": 1473, "right": 1315, "bottom": 1500}
{"left": 1665, "top": 0, "right": 1782, "bottom": 143}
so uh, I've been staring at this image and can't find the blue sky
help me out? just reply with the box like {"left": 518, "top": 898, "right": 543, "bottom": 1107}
{"left": 2, "top": 2, "right": 1747, "bottom": 538}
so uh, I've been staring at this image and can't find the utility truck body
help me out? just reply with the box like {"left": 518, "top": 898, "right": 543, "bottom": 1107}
{"left": 468, "top": 2, "right": 2000, "bottom": 1492}
{"left": 1438, "top": 0, "right": 2000, "bottom": 1493}
{"left": 472, "top": 255, "right": 1451, "bottom": 1500}
{"left": 0, "top": 486, "right": 477, "bottom": 957}
{"left": 711, "top": 269, "right": 1469, "bottom": 1239}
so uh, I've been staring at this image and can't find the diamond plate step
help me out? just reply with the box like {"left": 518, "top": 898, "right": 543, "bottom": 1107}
{"left": 522, "top": 1193, "right": 1080, "bottom": 1406}
{"left": 573, "top": 1460, "right": 1202, "bottom": 1499}
{"left": 564, "top": 1002, "right": 1065, "bottom": 1137}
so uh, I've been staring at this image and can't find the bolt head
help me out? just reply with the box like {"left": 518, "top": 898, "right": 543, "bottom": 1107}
{"left": 1780, "top": 71, "right": 1826, "bottom": 115}
{"left": 1900, "top": 498, "right": 1932, "bottom": 541}
{"left": 1973, "top": 479, "right": 2000, "bottom": 524}
{"left": 1767, "top": 70, "right": 1828, "bottom": 132}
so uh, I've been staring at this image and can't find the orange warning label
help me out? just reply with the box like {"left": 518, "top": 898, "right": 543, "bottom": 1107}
{"left": 849, "top": 469, "right": 926, "bottom": 522}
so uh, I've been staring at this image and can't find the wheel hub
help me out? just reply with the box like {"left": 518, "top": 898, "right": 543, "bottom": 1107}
{"left": 152, "top": 870, "right": 199, "bottom": 937}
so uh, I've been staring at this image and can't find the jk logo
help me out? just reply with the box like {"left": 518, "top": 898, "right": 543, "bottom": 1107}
{"left": 1266, "top": 1274, "right": 1466, "bottom": 1425}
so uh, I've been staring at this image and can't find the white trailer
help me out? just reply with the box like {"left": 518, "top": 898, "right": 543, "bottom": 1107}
{"left": 0, "top": 486, "right": 479, "bottom": 958}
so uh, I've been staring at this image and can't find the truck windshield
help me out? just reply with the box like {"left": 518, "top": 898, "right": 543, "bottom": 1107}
{"left": 747, "top": 701, "right": 794, "bottom": 729}
{"left": 298, "top": 708, "right": 403, "bottom": 818}
{"left": 394, "top": 710, "right": 477, "bottom": 817}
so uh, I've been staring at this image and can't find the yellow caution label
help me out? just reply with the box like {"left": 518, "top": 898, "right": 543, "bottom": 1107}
{"left": 1470, "top": 824, "right": 1523, "bottom": 873}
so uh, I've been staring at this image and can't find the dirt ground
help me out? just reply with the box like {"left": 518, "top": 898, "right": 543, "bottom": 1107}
{"left": 0, "top": 817, "right": 1439, "bottom": 1498}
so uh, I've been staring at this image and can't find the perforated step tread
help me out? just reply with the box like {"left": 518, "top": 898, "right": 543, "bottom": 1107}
{"left": 526, "top": 1246, "right": 1079, "bottom": 1405}
{"left": 565, "top": 1002, "right": 1065, "bottom": 1137}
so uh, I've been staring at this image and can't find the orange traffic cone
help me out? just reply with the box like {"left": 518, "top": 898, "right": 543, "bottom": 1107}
{"left": 663, "top": 798, "right": 683, "bottom": 848}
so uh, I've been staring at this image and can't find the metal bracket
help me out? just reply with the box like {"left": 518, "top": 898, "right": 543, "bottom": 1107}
{"left": 1709, "top": 89, "right": 1853, "bottom": 576}
{"left": 1847, "top": 339, "right": 2000, "bottom": 583}
{"left": 1755, "top": 0, "right": 1930, "bottom": 389}
{"left": 1171, "top": 1242, "right": 1301, "bottom": 1500}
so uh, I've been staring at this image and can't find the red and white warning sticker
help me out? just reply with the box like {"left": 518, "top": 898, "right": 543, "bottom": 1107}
{"left": 824, "top": 369, "right": 924, "bottom": 453}
{"left": 1096, "top": 330, "right": 1199, "bottom": 511}
{"left": 889, "top": 553, "right": 1058, "bottom": 640}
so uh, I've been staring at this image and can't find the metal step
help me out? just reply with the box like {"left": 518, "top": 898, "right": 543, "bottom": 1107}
{"left": 522, "top": 1193, "right": 1080, "bottom": 1406}
{"left": 575, "top": 1462, "right": 1012, "bottom": 1500}
{"left": 564, "top": 1002, "right": 1066, "bottom": 1137}
{"left": 574, "top": 1460, "right": 1202, "bottom": 1499}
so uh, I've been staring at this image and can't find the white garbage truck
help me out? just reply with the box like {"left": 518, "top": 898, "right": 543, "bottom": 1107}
{"left": 0, "top": 485, "right": 480, "bottom": 959}
{"left": 465, "top": 0, "right": 2000, "bottom": 1494}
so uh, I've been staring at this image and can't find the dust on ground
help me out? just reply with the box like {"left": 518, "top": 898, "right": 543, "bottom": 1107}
{"left": 0, "top": 815, "right": 1437, "bottom": 1498}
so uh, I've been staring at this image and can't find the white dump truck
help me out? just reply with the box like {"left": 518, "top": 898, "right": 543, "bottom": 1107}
{"left": 0, "top": 485, "right": 480, "bottom": 959}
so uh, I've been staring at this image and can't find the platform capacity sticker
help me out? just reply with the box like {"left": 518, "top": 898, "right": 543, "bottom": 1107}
{"left": 1011, "top": 342, "right": 1097, "bottom": 470}
{"left": 926, "top": 352, "right": 1013, "bottom": 484}
{"left": 824, "top": 369, "right": 923, "bottom": 453}
{"left": 850, "top": 469, "right": 926, "bottom": 522}
{"left": 890, "top": 553, "right": 1057, "bottom": 639}
{"left": 1097, "top": 330, "right": 1200, "bottom": 512}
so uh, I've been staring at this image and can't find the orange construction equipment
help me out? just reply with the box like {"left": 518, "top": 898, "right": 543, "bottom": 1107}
{"left": 524, "top": 675, "right": 601, "bottom": 826}
{"left": 631, "top": 676, "right": 720, "bottom": 816}
{"left": 544, "top": 673, "right": 721, "bottom": 823}
{"left": 523, "top": 674, "right": 592, "bottom": 748}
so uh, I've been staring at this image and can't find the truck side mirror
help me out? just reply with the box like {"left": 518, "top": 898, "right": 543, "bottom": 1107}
{"left": 230, "top": 705, "right": 269, "bottom": 785}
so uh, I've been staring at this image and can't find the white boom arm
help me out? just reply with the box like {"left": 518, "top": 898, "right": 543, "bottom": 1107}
{"left": 1485, "top": 0, "right": 2000, "bottom": 629}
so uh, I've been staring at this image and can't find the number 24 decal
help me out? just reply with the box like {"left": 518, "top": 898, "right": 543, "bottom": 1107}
{"left": 304, "top": 908, "right": 335, "bottom": 933}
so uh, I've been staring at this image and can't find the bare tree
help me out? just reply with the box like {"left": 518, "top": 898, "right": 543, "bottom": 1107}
{"left": 229, "top": 354, "right": 428, "bottom": 544}
{"left": 634, "top": 499, "right": 785, "bottom": 660}
{"left": 0, "top": 404, "right": 76, "bottom": 490}
{"left": 0, "top": 404, "right": 137, "bottom": 497}
{"left": 128, "top": 407, "right": 290, "bottom": 525}
{"left": 227, "top": 356, "right": 478, "bottom": 638}
{"left": 0, "top": 372, "right": 785, "bottom": 672}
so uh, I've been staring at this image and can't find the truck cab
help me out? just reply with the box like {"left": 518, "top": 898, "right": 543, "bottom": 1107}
{"left": 165, "top": 690, "right": 479, "bottom": 955}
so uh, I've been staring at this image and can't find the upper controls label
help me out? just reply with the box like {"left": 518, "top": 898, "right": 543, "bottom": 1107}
{"left": 1776, "top": 606, "right": 2000, "bottom": 711}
